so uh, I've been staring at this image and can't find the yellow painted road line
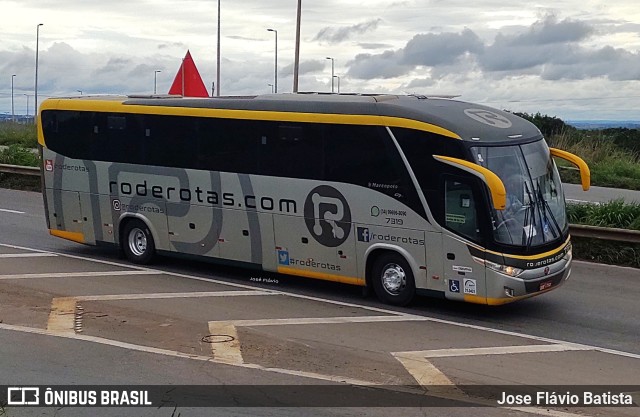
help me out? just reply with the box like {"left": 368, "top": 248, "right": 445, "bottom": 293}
{"left": 207, "top": 321, "right": 244, "bottom": 365}
{"left": 398, "top": 344, "right": 593, "bottom": 359}
{"left": 46, "top": 297, "right": 77, "bottom": 334}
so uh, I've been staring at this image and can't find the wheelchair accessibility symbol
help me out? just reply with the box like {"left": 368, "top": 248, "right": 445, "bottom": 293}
{"left": 449, "top": 279, "right": 461, "bottom": 293}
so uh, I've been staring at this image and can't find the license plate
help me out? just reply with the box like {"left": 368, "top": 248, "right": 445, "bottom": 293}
{"left": 539, "top": 281, "right": 552, "bottom": 291}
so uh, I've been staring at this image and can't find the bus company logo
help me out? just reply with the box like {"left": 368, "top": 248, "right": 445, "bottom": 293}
{"left": 304, "top": 185, "right": 351, "bottom": 247}
{"left": 112, "top": 199, "right": 121, "bottom": 211}
{"left": 45, "top": 160, "right": 54, "bottom": 172}
{"left": 464, "top": 109, "right": 512, "bottom": 129}
{"left": 463, "top": 278, "right": 477, "bottom": 295}
{"left": 7, "top": 387, "right": 40, "bottom": 405}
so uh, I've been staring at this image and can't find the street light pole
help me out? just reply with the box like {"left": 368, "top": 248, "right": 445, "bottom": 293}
{"left": 11, "top": 75, "right": 16, "bottom": 122}
{"left": 326, "top": 57, "right": 334, "bottom": 93}
{"left": 77, "top": 90, "right": 82, "bottom": 95}
{"left": 154, "top": 70, "right": 161, "bottom": 94}
{"left": 34, "top": 23, "right": 43, "bottom": 122}
{"left": 293, "top": 0, "right": 302, "bottom": 93}
{"left": 216, "top": 0, "right": 221, "bottom": 96}
{"left": 267, "top": 28, "right": 278, "bottom": 93}
{"left": 333, "top": 75, "right": 340, "bottom": 93}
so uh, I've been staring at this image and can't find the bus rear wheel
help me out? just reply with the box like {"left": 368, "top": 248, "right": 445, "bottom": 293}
{"left": 371, "top": 253, "right": 415, "bottom": 306}
{"left": 122, "top": 219, "right": 156, "bottom": 265}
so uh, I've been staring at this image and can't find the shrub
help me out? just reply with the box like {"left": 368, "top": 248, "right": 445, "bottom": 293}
{"left": 0, "top": 144, "right": 39, "bottom": 167}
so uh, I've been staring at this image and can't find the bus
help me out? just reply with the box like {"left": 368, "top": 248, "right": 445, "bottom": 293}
{"left": 37, "top": 93, "right": 590, "bottom": 306}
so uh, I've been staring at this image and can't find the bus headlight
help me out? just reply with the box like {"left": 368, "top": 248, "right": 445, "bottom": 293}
{"left": 473, "top": 257, "right": 523, "bottom": 277}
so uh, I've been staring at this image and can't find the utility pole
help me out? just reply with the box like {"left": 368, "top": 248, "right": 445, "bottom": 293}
{"left": 293, "top": 0, "right": 301, "bottom": 93}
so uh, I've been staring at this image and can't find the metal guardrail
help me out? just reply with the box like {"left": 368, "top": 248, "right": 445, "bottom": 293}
{"left": 2, "top": 162, "right": 640, "bottom": 243}
{"left": 0, "top": 163, "right": 40, "bottom": 177}
{"left": 569, "top": 224, "right": 640, "bottom": 243}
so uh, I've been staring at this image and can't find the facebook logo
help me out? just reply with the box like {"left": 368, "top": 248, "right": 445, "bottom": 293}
{"left": 357, "top": 227, "right": 370, "bottom": 242}
{"left": 277, "top": 250, "right": 290, "bottom": 265}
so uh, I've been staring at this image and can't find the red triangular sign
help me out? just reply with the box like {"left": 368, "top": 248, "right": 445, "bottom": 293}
{"left": 168, "top": 50, "right": 209, "bottom": 97}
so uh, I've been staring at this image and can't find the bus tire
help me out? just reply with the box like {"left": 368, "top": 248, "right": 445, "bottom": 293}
{"left": 371, "top": 253, "right": 415, "bottom": 306}
{"left": 122, "top": 219, "right": 156, "bottom": 265}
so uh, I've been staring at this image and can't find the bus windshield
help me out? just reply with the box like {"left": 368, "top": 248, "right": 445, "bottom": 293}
{"left": 471, "top": 139, "right": 567, "bottom": 247}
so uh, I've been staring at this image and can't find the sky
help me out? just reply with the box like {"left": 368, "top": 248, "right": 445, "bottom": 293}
{"left": 1, "top": 0, "right": 640, "bottom": 121}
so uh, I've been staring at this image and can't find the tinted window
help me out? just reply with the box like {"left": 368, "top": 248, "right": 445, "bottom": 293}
{"left": 325, "top": 125, "right": 424, "bottom": 217}
{"left": 259, "top": 123, "right": 324, "bottom": 179}
{"left": 444, "top": 178, "right": 480, "bottom": 242}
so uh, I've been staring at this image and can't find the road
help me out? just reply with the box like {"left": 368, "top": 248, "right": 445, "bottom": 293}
{"left": 0, "top": 188, "right": 638, "bottom": 416}
{"left": 564, "top": 183, "right": 640, "bottom": 204}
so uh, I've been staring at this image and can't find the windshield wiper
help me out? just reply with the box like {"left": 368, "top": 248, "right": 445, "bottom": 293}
{"left": 522, "top": 181, "right": 536, "bottom": 247}
{"left": 535, "top": 178, "right": 561, "bottom": 241}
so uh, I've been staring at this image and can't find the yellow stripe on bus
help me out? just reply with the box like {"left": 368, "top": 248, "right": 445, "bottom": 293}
{"left": 277, "top": 266, "right": 365, "bottom": 286}
{"left": 464, "top": 287, "right": 558, "bottom": 306}
{"left": 38, "top": 98, "right": 462, "bottom": 140}
{"left": 49, "top": 229, "right": 85, "bottom": 244}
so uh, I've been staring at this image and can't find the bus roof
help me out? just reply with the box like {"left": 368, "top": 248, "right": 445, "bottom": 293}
{"left": 45, "top": 93, "right": 543, "bottom": 142}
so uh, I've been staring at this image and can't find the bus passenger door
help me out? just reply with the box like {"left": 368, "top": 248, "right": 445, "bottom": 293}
{"left": 441, "top": 177, "right": 486, "bottom": 304}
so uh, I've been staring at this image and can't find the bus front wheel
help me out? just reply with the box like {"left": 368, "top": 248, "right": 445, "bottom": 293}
{"left": 371, "top": 253, "right": 415, "bottom": 306}
{"left": 122, "top": 219, "right": 156, "bottom": 265}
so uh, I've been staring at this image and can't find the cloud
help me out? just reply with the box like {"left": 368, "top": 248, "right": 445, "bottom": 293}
{"left": 346, "top": 29, "right": 482, "bottom": 79}
{"left": 347, "top": 50, "right": 410, "bottom": 79}
{"left": 313, "top": 19, "right": 382, "bottom": 43}
{"left": 279, "top": 60, "right": 326, "bottom": 77}
{"left": 506, "top": 15, "right": 594, "bottom": 46}
{"left": 401, "top": 29, "right": 484, "bottom": 66}
{"left": 345, "top": 15, "right": 640, "bottom": 85}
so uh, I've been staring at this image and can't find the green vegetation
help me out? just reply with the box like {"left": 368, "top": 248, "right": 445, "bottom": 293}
{"left": 567, "top": 200, "right": 640, "bottom": 230}
{"left": 567, "top": 201, "right": 640, "bottom": 268}
{"left": 515, "top": 112, "right": 640, "bottom": 190}
{"left": 0, "top": 121, "right": 37, "bottom": 148}
{"left": 0, "top": 144, "right": 39, "bottom": 167}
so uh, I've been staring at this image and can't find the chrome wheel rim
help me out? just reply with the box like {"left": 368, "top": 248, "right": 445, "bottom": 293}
{"left": 381, "top": 263, "right": 406, "bottom": 295}
{"left": 128, "top": 228, "right": 147, "bottom": 257}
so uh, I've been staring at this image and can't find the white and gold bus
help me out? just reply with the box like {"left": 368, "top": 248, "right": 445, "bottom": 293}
{"left": 38, "top": 93, "right": 589, "bottom": 306}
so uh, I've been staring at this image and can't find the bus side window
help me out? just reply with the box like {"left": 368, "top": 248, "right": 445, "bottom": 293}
{"left": 258, "top": 123, "right": 324, "bottom": 180}
{"left": 444, "top": 179, "right": 480, "bottom": 242}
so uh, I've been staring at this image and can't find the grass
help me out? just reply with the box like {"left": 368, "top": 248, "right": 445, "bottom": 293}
{"left": 549, "top": 131, "right": 640, "bottom": 190}
{"left": 567, "top": 200, "right": 640, "bottom": 268}
{"left": 567, "top": 200, "right": 640, "bottom": 229}
{"left": 0, "top": 144, "right": 39, "bottom": 167}
{"left": 0, "top": 121, "right": 37, "bottom": 148}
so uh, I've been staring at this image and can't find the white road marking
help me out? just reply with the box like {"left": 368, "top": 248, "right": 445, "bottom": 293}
{"left": 205, "top": 315, "right": 430, "bottom": 367}
{"left": 0, "top": 208, "right": 25, "bottom": 214}
{"left": 0, "top": 270, "right": 160, "bottom": 280}
{"left": 7, "top": 241, "right": 639, "bottom": 361}
{"left": 0, "top": 322, "right": 594, "bottom": 416}
{"left": 0, "top": 322, "right": 376, "bottom": 386}
{"left": 47, "top": 291, "right": 277, "bottom": 333}
{"left": 397, "top": 344, "right": 594, "bottom": 359}
{"left": 392, "top": 344, "right": 594, "bottom": 394}
{"left": 211, "top": 315, "right": 428, "bottom": 328}
{"left": 76, "top": 290, "right": 276, "bottom": 301}
{"left": 0, "top": 253, "right": 58, "bottom": 258}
